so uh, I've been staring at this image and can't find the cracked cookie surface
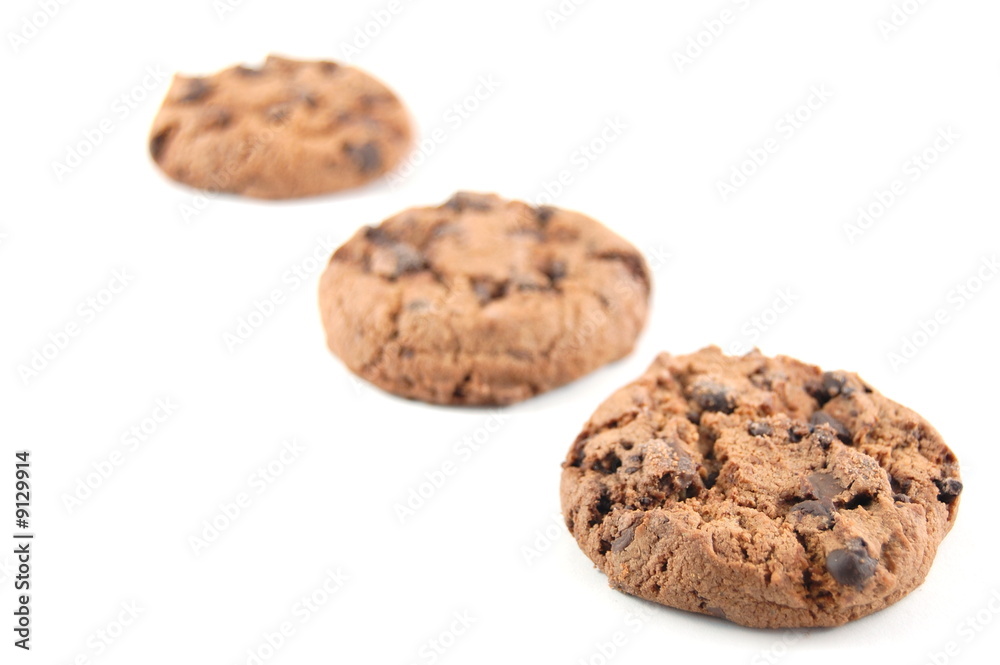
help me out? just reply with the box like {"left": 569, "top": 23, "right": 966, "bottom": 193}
{"left": 318, "top": 192, "right": 651, "bottom": 405}
{"left": 149, "top": 55, "right": 412, "bottom": 199}
{"left": 560, "top": 347, "right": 962, "bottom": 628}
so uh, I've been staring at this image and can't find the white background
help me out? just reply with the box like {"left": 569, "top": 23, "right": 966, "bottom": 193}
{"left": 2, "top": 0, "right": 999, "bottom": 663}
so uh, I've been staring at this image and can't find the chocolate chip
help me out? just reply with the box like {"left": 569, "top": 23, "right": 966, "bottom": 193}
{"left": 298, "top": 90, "right": 318, "bottom": 107}
{"left": 535, "top": 205, "right": 556, "bottom": 225}
{"left": 149, "top": 127, "right": 173, "bottom": 162}
{"left": 319, "top": 61, "right": 340, "bottom": 74}
{"left": 748, "top": 421, "right": 773, "bottom": 437}
{"left": 789, "top": 500, "right": 834, "bottom": 529}
{"left": 266, "top": 103, "right": 292, "bottom": 123}
{"left": 611, "top": 523, "right": 638, "bottom": 553}
{"left": 888, "top": 473, "right": 912, "bottom": 496}
{"left": 808, "top": 472, "right": 845, "bottom": 502}
{"left": 180, "top": 78, "right": 211, "bottom": 103}
{"left": 591, "top": 450, "right": 622, "bottom": 475}
{"left": 542, "top": 260, "right": 567, "bottom": 287}
{"left": 345, "top": 142, "right": 382, "bottom": 174}
{"left": 594, "top": 251, "right": 650, "bottom": 293}
{"left": 809, "top": 427, "right": 834, "bottom": 449}
{"left": 235, "top": 65, "right": 263, "bottom": 76}
{"left": 826, "top": 542, "right": 877, "bottom": 588}
{"left": 389, "top": 243, "right": 425, "bottom": 278}
{"left": 445, "top": 192, "right": 494, "bottom": 212}
{"left": 934, "top": 478, "right": 963, "bottom": 504}
{"left": 810, "top": 412, "right": 852, "bottom": 444}
{"left": 810, "top": 371, "right": 855, "bottom": 405}
{"left": 691, "top": 380, "right": 735, "bottom": 414}
{"left": 364, "top": 226, "right": 393, "bottom": 245}
{"left": 472, "top": 278, "right": 508, "bottom": 305}
{"left": 204, "top": 107, "right": 231, "bottom": 129}
{"left": 788, "top": 422, "right": 812, "bottom": 443}
{"left": 623, "top": 453, "right": 643, "bottom": 474}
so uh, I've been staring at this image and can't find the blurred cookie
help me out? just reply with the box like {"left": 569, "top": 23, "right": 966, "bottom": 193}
{"left": 561, "top": 347, "right": 962, "bottom": 628}
{"left": 149, "top": 55, "right": 412, "bottom": 199}
{"left": 318, "top": 192, "right": 651, "bottom": 405}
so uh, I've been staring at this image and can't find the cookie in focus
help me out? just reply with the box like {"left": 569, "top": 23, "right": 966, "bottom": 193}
{"left": 560, "top": 346, "right": 962, "bottom": 628}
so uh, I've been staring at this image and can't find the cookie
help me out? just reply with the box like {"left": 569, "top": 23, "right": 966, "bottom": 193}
{"left": 318, "top": 192, "right": 651, "bottom": 405}
{"left": 560, "top": 347, "right": 962, "bottom": 628}
{"left": 149, "top": 55, "right": 412, "bottom": 199}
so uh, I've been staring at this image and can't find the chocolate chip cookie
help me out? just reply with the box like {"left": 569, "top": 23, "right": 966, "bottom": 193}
{"left": 561, "top": 347, "right": 962, "bottom": 628}
{"left": 318, "top": 192, "right": 651, "bottom": 405}
{"left": 149, "top": 55, "right": 412, "bottom": 199}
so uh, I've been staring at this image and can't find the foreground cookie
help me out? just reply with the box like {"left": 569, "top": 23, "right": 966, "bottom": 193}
{"left": 149, "top": 55, "right": 412, "bottom": 199}
{"left": 319, "top": 192, "right": 651, "bottom": 405}
{"left": 561, "top": 347, "right": 962, "bottom": 628}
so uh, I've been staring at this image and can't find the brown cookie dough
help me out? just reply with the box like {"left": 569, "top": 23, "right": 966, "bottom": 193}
{"left": 560, "top": 347, "right": 962, "bottom": 628}
{"left": 149, "top": 55, "right": 412, "bottom": 199}
{"left": 318, "top": 192, "right": 651, "bottom": 405}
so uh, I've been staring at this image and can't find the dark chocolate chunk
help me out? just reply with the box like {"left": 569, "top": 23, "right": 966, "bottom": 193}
{"left": 364, "top": 226, "right": 394, "bottom": 245}
{"left": 788, "top": 422, "right": 812, "bottom": 443}
{"left": 810, "top": 371, "right": 855, "bottom": 404}
{"left": 934, "top": 478, "right": 963, "bottom": 504}
{"left": 204, "top": 108, "right": 232, "bottom": 129}
{"left": 888, "top": 473, "right": 912, "bottom": 496}
{"left": 592, "top": 451, "right": 622, "bottom": 475}
{"left": 543, "top": 260, "right": 567, "bottom": 287}
{"left": 826, "top": 542, "right": 877, "bottom": 588}
{"left": 389, "top": 243, "right": 425, "bottom": 278}
{"left": 345, "top": 142, "right": 382, "bottom": 174}
{"left": 235, "top": 65, "right": 263, "bottom": 76}
{"left": 445, "top": 191, "right": 494, "bottom": 212}
{"left": 611, "top": 523, "right": 639, "bottom": 553}
{"left": 472, "top": 278, "right": 508, "bottom": 306}
{"left": 535, "top": 205, "right": 556, "bottom": 225}
{"left": 180, "top": 78, "right": 211, "bottom": 103}
{"left": 298, "top": 90, "right": 318, "bottom": 107}
{"left": 149, "top": 127, "right": 173, "bottom": 162}
{"left": 807, "top": 472, "right": 845, "bottom": 502}
{"left": 810, "top": 412, "right": 852, "bottom": 444}
{"left": 789, "top": 500, "right": 834, "bottom": 529}
{"left": 266, "top": 103, "right": 292, "bottom": 123}
{"left": 623, "top": 453, "right": 643, "bottom": 474}
{"left": 691, "top": 380, "right": 735, "bottom": 414}
{"left": 594, "top": 251, "right": 650, "bottom": 292}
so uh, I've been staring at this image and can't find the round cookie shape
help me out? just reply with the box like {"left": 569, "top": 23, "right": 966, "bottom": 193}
{"left": 560, "top": 347, "right": 962, "bottom": 628}
{"left": 318, "top": 192, "right": 651, "bottom": 406}
{"left": 149, "top": 55, "right": 412, "bottom": 199}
